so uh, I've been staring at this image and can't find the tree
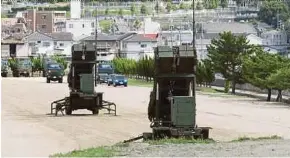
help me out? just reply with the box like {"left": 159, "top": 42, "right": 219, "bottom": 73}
{"left": 242, "top": 48, "right": 285, "bottom": 101}
{"left": 166, "top": 2, "right": 172, "bottom": 13}
{"left": 196, "top": 2, "right": 203, "bottom": 10}
{"left": 258, "top": 1, "right": 289, "bottom": 27}
{"left": 52, "top": 54, "right": 68, "bottom": 70}
{"left": 30, "top": 55, "right": 44, "bottom": 76}
{"left": 234, "top": 0, "right": 244, "bottom": 7}
{"left": 140, "top": 4, "right": 148, "bottom": 15}
{"left": 105, "top": 8, "right": 109, "bottom": 15}
{"left": 118, "top": 8, "right": 123, "bottom": 16}
{"left": 130, "top": 3, "right": 136, "bottom": 16}
{"left": 203, "top": 0, "right": 218, "bottom": 9}
{"left": 179, "top": 2, "right": 186, "bottom": 10}
{"left": 267, "top": 66, "right": 290, "bottom": 102}
{"left": 220, "top": 0, "right": 228, "bottom": 8}
{"left": 133, "top": 19, "right": 142, "bottom": 30}
{"left": 207, "top": 31, "right": 254, "bottom": 94}
{"left": 196, "top": 59, "right": 215, "bottom": 87}
{"left": 154, "top": 1, "right": 161, "bottom": 14}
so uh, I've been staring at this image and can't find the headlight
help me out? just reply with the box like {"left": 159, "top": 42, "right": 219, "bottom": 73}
{"left": 124, "top": 80, "right": 127, "bottom": 82}
{"left": 48, "top": 70, "right": 51, "bottom": 73}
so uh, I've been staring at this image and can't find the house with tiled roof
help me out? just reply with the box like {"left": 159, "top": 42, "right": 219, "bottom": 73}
{"left": 122, "top": 34, "right": 158, "bottom": 60}
{"left": 24, "top": 31, "right": 74, "bottom": 56}
{"left": 79, "top": 32, "right": 136, "bottom": 61}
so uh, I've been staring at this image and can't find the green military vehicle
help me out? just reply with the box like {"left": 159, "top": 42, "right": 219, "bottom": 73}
{"left": 46, "top": 63, "right": 64, "bottom": 83}
{"left": 1, "top": 59, "right": 8, "bottom": 77}
{"left": 17, "top": 59, "right": 32, "bottom": 77}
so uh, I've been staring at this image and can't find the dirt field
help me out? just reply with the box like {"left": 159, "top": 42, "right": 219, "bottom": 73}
{"left": 2, "top": 77, "right": 290, "bottom": 157}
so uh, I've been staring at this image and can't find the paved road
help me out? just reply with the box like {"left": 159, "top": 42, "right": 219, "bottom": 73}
{"left": 2, "top": 78, "right": 290, "bottom": 157}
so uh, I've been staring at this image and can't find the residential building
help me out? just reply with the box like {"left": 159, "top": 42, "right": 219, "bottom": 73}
{"left": 261, "top": 30, "right": 288, "bottom": 46}
{"left": 70, "top": 0, "right": 81, "bottom": 19}
{"left": 23, "top": 9, "right": 66, "bottom": 33}
{"left": 194, "top": 22, "right": 257, "bottom": 59}
{"left": 122, "top": 34, "right": 158, "bottom": 60}
{"left": 49, "top": 32, "right": 74, "bottom": 56}
{"left": 25, "top": 31, "right": 55, "bottom": 55}
{"left": 1, "top": 34, "right": 29, "bottom": 57}
{"left": 158, "top": 30, "right": 193, "bottom": 46}
{"left": 65, "top": 18, "right": 101, "bottom": 40}
{"left": 1, "top": 17, "right": 29, "bottom": 40}
{"left": 261, "top": 30, "right": 289, "bottom": 57}
{"left": 24, "top": 31, "right": 74, "bottom": 56}
{"left": 79, "top": 33, "right": 135, "bottom": 61}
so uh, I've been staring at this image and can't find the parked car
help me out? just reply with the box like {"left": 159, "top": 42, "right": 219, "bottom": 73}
{"left": 109, "top": 75, "right": 128, "bottom": 87}
{"left": 97, "top": 73, "right": 109, "bottom": 84}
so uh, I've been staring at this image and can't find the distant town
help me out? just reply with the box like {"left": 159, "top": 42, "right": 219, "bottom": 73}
{"left": 1, "top": 0, "right": 290, "bottom": 61}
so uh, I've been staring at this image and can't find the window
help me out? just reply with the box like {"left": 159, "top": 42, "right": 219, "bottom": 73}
{"left": 141, "top": 44, "right": 147, "bottom": 48}
{"left": 69, "top": 24, "right": 73, "bottom": 28}
{"left": 91, "top": 22, "right": 94, "bottom": 28}
{"left": 42, "top": 15, "right": 46, "bottom": 19}
{"left": 43, "top": 42, "right": 50, "bottom": 47}
{"left": 37, "top": 41, "right": 41, "bottom": 44}
{"left": 82, "top": 24, "right": 85, "bottom": 28}
{"left": 41, "top": 25, "right": 46, "bottom": 29}
{"left": 59, "top": 43, "right": 64, "bottom": 47}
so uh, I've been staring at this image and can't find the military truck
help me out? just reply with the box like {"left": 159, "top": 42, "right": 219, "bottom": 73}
{"left": 42, "top": 58, "right": 57, "bottom": 77}
{"left": 1, "top": 59, "right": 8, "bottom": 77}
{"left": 17, "top": 59, "right": 32, "bottom": 77}
{"left": 46, "top": 63, "right": 64, "bottom": 83}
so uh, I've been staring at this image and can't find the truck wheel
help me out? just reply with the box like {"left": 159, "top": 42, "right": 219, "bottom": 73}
{"left": 46, "top": 78, "right": 50, "bottom": 83}
{"left": 59, "top": 78, "right": 63, "bottom": 83}
{"left": 65, "top": 107, "right": 72, "bottom": 115}
{"left": 92, "top": 108, "right": 99, "bottom": 115}
{"left": 26, "top": 73, "right": 30, "bottom": 77}
{"left": 1, "top": 73, "right": 7, "bottom": 77}
{"left": 113, "top": 83, "right": 117, "bottom": 87}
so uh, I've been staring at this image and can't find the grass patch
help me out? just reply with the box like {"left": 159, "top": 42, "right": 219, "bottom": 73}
{"left": 50, "top": 146, "right": 117, "bottom": 157}
{"left": 231, "top": 135, "right": 282, "bottom": 142}
{"left": 128, "top": 78, "right": 153, "bottom": 87}
{"left": 145, "top": 138, "right": 215, "bottom": 145}
{"left": 198, "top": 87, "right": 222, "bottom": 93}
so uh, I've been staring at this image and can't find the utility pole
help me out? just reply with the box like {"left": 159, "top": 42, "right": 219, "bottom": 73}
{"left": 192, "top": 0, "right": 195, "bottom": 47}
{"left": 94, "top": 3, "right": 98, "bottom": 86}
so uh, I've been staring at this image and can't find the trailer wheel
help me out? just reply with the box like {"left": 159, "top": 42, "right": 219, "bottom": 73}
{"left": 65, "top": 107, "right": 72, "bottom": 115}
{"left": 92, "top": 108, "right": 99, "bottom": 115}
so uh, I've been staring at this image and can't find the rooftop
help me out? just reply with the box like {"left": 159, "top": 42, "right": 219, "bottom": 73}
{"left": 124, "top": 34, "right": 158, "bottom": 42}
{"left": 49, "top": 32, "right": 73, "bottom": 41}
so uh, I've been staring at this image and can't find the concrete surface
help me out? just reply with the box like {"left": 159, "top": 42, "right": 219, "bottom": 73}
{"left": 2, "top": 77, "right": 290, "bottom": 157}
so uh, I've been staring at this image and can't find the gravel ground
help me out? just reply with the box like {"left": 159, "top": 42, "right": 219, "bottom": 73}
{"left": 2, "top": 77, "right": 290, "bottom": 157}
{"left": 120, "top": 139, "right": 290, "bottom": 157}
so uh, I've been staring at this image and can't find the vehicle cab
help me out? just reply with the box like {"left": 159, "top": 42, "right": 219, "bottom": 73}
{"left": 46, "top": 63, "right": 64, "bottom": 83}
